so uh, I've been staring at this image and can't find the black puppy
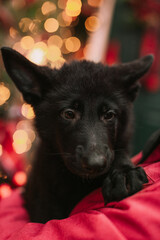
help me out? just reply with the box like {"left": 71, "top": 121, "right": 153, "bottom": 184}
{"left": 1, "top": 47, "right": 153, "bottom": 223}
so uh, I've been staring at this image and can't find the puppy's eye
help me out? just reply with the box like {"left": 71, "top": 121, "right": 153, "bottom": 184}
{"left": 61, "top": 109, "right": 76, "bottom": 120}
{"left": 101, "top": 110, "right": 116, "bottom": 122}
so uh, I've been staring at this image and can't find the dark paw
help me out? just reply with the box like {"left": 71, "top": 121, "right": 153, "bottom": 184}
{"left": 102, "top": 166, "right": 148, "bottom": 204}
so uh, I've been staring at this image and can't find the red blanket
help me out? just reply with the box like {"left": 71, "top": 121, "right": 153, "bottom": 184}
{"left": 1, "top": 146, "right": 160, "bottom": 240}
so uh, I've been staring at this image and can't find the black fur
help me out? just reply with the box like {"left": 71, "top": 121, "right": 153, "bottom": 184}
{"left": 1, "top": 47, "right": 153, "bottom": 223}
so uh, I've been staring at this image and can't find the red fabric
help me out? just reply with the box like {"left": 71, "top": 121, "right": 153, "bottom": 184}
{"left": 1, "top": 146, "right": 160, "bottom": 240}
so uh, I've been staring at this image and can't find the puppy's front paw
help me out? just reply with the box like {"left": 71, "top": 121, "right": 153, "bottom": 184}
{"left": 102, "top": 166, "right": 148, "bottom": 204}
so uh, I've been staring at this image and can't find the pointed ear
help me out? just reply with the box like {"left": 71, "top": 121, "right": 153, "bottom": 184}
{"left": 112, "top": 55, "right": 154, "bottom": 101}
{"left": 1, "top": 47, "right": 52, "bottom": 105}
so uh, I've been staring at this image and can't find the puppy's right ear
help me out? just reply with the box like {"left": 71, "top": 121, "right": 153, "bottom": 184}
{"left": 1, "top": 47, "right": 52, "bottom": 105}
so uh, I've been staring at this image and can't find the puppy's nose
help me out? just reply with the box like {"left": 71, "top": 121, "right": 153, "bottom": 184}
{"left": 75, "top": 145, "right": 108, "bottom": 173}
{"left": 82, "top": 155, "right": 107, "bottom": 173}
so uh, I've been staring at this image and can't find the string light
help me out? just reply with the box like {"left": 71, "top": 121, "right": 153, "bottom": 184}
{"left": 85, "top": 16, "right": 100, "bottom": 32}
{"left": 0, "top": 83, "right": 10, "bottom": 106}
{"left": 29, "top": 19, "right": 41, "bottom": 34}
{"left": 44, "top": 18, "right": 59, "bottom": 33}
{"left": 65, "top": 0, "right": 82, "bottom": 17}
{"left": 16, "top": 120, "right": 36, "bottom": 143}
{"left": 12, "top": 129, "right": 31, "bottom": 154}
{"left": 9, "top": 27, "right": 19, "bottom": 39}
{"left": 65, "top": 37, "right": 81, "bottom": 52}
{"left": 60, "top": 28, "right": 72, "bottom": 38}
{"left": 47, "top": 35, "right": 63, "bottom": 49}
{"left": 0, "top": 184, "right": 12, "bottom": 199}
{"left": 0, "top": 144, "right": 3, "bottom": 156}
{"left": 21, "top": 103, "right": 35, "bottom": 119}
{"left": 13, "top": 171, "right": 27, "bottom": 186}
{"left": 47, "top": 45, "right": 61, "bottom": 62}
{"left": 51, "top": 57, "right": 66, "bottom": 69}
{"left": 57, "top": 11, "right": 72, "bottom": 27}
{"left": 41, "top": 1, "right": 56, "bottom": 15}
{"left": 58, "top": 0, "right": 66, "bottom": 9}
{"left": 19, "top": 18, "right": 33, "bottom": 32}
{"left": 27, "top": 42, "right": 47, "bottom": 65}
{"left": 87, "top": 0, "right": 102, "bottom": 8}
{"left": 20, "top": 36, "right": 35, "bottom": 50}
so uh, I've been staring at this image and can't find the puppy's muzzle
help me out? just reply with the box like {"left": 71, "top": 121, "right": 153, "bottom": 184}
{"left": 75, "top": 144, "right": 111, "bottom": 176}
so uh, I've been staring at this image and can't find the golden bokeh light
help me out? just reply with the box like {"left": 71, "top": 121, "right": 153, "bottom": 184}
{"left": 41, "top": 1, "right": 56, "bottom": 15}
{"left": 65, "top": 37, "right": 81, "bottom": 52}
{"left": 12, "top": 42, "right": 25, "bottom": 54}
{"left": 47, "top": 45, "right": 61, "bottom": 62}
{"left": 9, "top": 27, "right": 19, "bottom": 39}
{"left": 27, "top": 42, "right": 47, "bottom": 65}
{"left": 0, "top": 144, "right": 3, "bottom": 156}
{"left": 47, "top": 35, "right": 63, "bottom": 48}
{"left": 19, "top": 18, "right": 33, "bottom": 32}
{"left": 60, "top": 28, "right": 72, "bottom": 38}
{"left": 12, "top": 129, "right": 32, "bottom": 154}
{"left": 57, "top": 11, "right": 72, "bottom": 27}
{"left": 16, "top": 120, "right": 36, "bottom": 143}
{"left": 87, "top": 0, "right": 102, "bottom": 7}
{"left": 29, "top": 19, "right": 41, "bottom": 34}
{"left": 58, "top": 0, "right": 66, "bottom": 9}
{"left": 0, "top": 83, "right": 10, "bottom": 106}
{"left": 21, "top": 103, "right": 35, "bottom": 119}
{"left": 20, "top": 36, "right": 35, "bottom": 50}
{"left": 27, "top": 129, "right": 36, "bottom": 143}
{"left": 44, "top": 18, "right": 59, "bottom": 33}
{"left": 85, "top": 16, "right": 100, "bottom": 32}
{"left": 65, "top": 0, "right": 82, "bottom": 17}
{"left": 51, "top": 57, "right": 66, "bottom": 69}
{"left": 13, "top": 129, "right": 28, "bottom": 143}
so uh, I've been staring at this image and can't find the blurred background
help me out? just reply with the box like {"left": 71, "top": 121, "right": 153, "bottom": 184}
{"left": 0, "top": 0, "right": 160, "bottom": 198}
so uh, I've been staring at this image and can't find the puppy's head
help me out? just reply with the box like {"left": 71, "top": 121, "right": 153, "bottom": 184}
{"left": 1, "top": 47, "right": 153, "bottom": 178}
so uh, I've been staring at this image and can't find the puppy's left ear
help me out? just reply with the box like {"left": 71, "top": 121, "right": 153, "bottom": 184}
{"left": 113, "top": 55, "right": 154, "bottom": 101}
{"left": 1, "top": 47, "right": 52, "bottom": 105}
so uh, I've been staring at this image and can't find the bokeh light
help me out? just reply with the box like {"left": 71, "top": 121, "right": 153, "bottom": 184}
{"left": 29, "top": 19, "right": 41, "bottom": 34}
{"left": 44, "top": 18, "right": 59, "bottom": 33}
{"left": 27, "top": 42, "right": 47, "bottom": 65}
{"left": 12, "top": 129, "right": 31, "bottom": 154}
{"left": 16, "top": 120, "right": 36, "bottom": 143}
{"left": 41, "top": 1, "right": 56, "bottom": 15}
{"left": 85, "top": 16, "right": 100, "bottom": 32}
{"left": 87, "top": 0, "right": 102, "bottom": 7}
{"left": 47, "top": 35, "right": 63, "bottom": 48}
{"left": 0, "top": 144, "right": 3, "bottom": 156}
{"left": 20, "top": 36, "right": 35, "bottom": 50}
{"left": 47, "top": 45, "right": 61, "bottom": 62}
{"left": 9, "top": 27, "right": 19, "bottom": 39}
{"left": 0, "top": 184, "right": 12, "bottom": 199}
{"left": 19, "top": 18, "right": 33, "bottom": 32}
{"left": 21, "top": 103, "right": 35, "bottom": 119}
{"left": 13, "top": 171, "right": 27, "bottom": 186}
{"left": 60, "top": 28, "right": 72, "bottom": 38}
{"left": 0, "top": 83, "right": 10, "bottom": 106}
{"left": 57, "top": 11, "right": 72, "bottom": 27}
{"left": 65, "top": 0, "right": 82, "bottom": 17}
{"left": 51, "top": 57, "right": 66, "bottom": 69}
{"left": 58, "top": 0, "right": 66, "bottom": 9}
{"left": 65, "top": 37, "right": 81, "bottom": 52}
